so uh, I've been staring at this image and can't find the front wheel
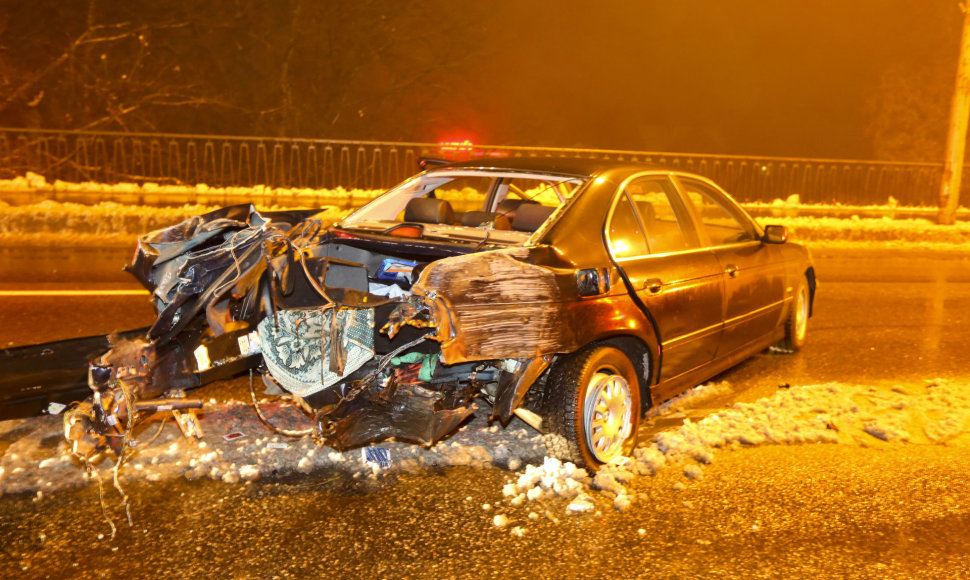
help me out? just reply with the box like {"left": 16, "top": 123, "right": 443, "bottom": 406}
{"left": 541, "top": 344, "right": 641, "bottom": 469}
{"left": 774, "top": 276, "right": 810, "bottom": 353}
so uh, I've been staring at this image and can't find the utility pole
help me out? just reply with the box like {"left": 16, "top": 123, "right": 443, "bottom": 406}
{"left": 939, "top": 2, "right": 970, "bottom": 225}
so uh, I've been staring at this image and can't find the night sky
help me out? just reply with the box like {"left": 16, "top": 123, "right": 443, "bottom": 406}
{"left": 0, "top": 0, "right": 962, "bottom": 161}
{"left": 432, "top": 0, "right": 961, "bottom": 159}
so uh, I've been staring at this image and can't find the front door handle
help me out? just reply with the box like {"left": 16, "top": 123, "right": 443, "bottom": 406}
{"left": 725, "top": 264, "right": 740, "bottom": 278}
{"left": 642, "top": 278, "right": 662, "bottom": 293}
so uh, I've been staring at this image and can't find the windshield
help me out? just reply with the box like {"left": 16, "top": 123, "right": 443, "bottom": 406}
{"left": 339, "top": 170, "right": 588, "bottom": 242}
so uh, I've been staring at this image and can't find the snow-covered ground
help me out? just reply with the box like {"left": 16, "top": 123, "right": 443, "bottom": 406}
{"left": 1, "top": 173, "right": 968, "bottom": 249}
{"left": 0, "top": 394, "right": 547, "bottom": 497}
{"left": 1, "top": 377, "right": 967, "bottom": 534}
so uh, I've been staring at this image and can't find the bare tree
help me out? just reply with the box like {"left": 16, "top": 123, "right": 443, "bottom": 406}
{"left": 0, "top": 0, "right": 278, "bottom": 134}
{"left": 865, "top": 64, "right": 951, "bottom": 162}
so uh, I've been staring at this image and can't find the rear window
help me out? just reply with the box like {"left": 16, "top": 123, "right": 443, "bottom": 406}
{"left": 342, "top": 171, "right": 588, "bottom": 226}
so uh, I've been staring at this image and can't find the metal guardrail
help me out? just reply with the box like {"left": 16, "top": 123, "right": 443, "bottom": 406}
{"left": 0, "top": 128, "right": 957, "bottom": 207}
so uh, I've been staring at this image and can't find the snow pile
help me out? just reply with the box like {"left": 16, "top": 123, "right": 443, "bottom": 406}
{"left": 502, "top": 456, "right": 591, "bottom": 505}
{"left": 0, "top": 200, "right": 218, "bottom": 240}
{"left": 498, "top": 379, "right": 970, "bottom": 522}
{"left": 0, "top": 172, "right": 382, "bottom": 204}
{"left": 0, "top": 399, "right": 548, "bottom": 497}
{"left": 766, "top": 214, "right": 970, "bottom": 249}
{"left": 0, "top": 200, "right": 353, "bottom": 247}
{"left": 2, "top": 173, "right": 970, "bottom": 249}
{"left": 646, "top": 379, "right": 734, "bottom": 418}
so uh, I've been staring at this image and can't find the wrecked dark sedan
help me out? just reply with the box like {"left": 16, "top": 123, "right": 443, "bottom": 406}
{"left": 1, "top": 158, "right": 815, "bottom": 469}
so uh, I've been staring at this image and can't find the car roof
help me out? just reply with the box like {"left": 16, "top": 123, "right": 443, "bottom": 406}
{"left": 435, "top": 156, "right": 669, "bottom": 178}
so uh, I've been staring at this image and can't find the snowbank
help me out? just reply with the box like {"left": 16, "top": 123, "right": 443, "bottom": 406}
{"left": 769, "top": 215, "right": 970, "bottom": 250}
{"left": 493, "top": 378, "right": 970, "bottom": 527}
{"left": 0, "top": 172, "right": 382, "bottom": 205}
{"left": 0, "top": 200, "right": 353, "bottom": 246}
{"left": 3, "top": 376, "right": 967, "bottom": 540}
{"left": 2, "top": 174, "right": 969, "bottom": 249}
{"left": 0, "top": 397, "right": 547, "bottom": 498}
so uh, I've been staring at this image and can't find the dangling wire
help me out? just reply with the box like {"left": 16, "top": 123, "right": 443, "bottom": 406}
{"left": 85, "top": 458, "right": 117, "bottom": 539}
{"left": 248, "top": 370, "right": 313, "bottom": 437}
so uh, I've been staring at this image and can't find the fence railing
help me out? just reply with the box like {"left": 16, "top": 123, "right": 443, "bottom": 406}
{"left": 0, "top": 128, "right": 958, "bottom": 207}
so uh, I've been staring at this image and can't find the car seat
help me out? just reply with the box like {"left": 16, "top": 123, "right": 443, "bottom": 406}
{"left": 495, "top": 198, "right": 538, "bottom": 222}
{"left": 511, "top": 204, "right": 556, "bottom": 232}
{"left": 460, "top": 211, "right": 512, "bottom": 230}
{"left": 403, "top": 197, "right": 455, "bottom": 224}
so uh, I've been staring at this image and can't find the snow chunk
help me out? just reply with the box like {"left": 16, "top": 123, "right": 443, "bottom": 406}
{"left": 239, "top": 465, "right": 260, "bottom": 481}
{"left": 566, "top": 493, "right": 596, "bottom": 514}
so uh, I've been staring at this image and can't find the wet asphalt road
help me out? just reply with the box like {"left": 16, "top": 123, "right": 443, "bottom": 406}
{"left": 1, "top": 246, "right": 969, "bottom": 578}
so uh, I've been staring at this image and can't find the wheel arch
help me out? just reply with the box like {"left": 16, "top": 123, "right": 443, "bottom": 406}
{"left": 805, "top": 266, "right": 817, "bottom": 317}
{"left": 597, "top": 334, "right": 654, "bottom": 414}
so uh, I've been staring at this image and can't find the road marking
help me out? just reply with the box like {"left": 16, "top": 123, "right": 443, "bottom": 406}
{"left": 0, "top": 289, "right": 150, "bottom": 296}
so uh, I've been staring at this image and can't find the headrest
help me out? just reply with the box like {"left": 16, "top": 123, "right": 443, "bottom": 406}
{"left": 403, "top": 197, "right": 455, "bottom": 224}
{"left": 512, "top": 204, "right": 556, "bottom": 232}
{"left": 460, "top": 211, "right": 512, "bottom": 230}
{"left": 495, "top": 198, "right": 538, "bottom": 219}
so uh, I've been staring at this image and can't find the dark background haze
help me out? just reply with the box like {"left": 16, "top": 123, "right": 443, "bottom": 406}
{"left": 0, "top": 0, "right": 961, "bottom": 161}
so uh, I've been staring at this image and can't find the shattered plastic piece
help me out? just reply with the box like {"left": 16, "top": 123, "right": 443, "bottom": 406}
{"left": 322, "top": 380, "right": 477, "bottom": 450}
{"left": 368, "top": 282, "right": 408, "bottom": 300}
{"left": 193, "top": 345, "right": 211, "bottom": 372}
{"left": 361, "top": 447, "right": 391, "bottom": 469}
{"left": 377, "top": 258, "right": 418, "bottom": 283}
{"left": 223, "top": 431, "right": 246, "bottom": 442}
{"left": 46, "top": 402, "right": 66, "bottom": 415}
{"left": 389, "top": 352, "right": 438, "bottom": 383}
{"left": 172, "top": 409, "right": 203, "bottom": 440}
{"left": 237, "top": 331, "right": 261, "bottom": 356}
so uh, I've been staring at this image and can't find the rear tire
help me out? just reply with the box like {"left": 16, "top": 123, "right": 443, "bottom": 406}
{"left": 541, "top": 344, "right": 640, "bottom": 469}
{"left": 774, "top": 276, "right": 809, "bottom": 353}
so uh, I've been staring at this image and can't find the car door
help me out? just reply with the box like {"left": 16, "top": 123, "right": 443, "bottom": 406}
{"left": 674, "top": 176, "right": 787, "bottom": 357}
{"left": 606, "top": 174, "right": 724, "bottom": 382}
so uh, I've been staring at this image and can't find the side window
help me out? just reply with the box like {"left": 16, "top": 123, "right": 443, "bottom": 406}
{"left": 607, "top": 192, "right": 649, "bottom": 259}
{"left": 625, "top": 177, "right": 693, "bottom": 254}
{"left": 679, "top": 179, "right": 757, "bottom": 246}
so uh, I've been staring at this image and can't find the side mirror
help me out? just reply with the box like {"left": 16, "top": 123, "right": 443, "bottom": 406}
{"left": 762, "top": 224, "right": 787, "bottom": 244}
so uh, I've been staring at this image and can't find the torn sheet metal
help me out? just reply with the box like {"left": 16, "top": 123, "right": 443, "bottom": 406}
{"left": 410, "top": 247, "right": 565, "bottom": 363}
{"left": 320, "top": 379, "right": 478, "bottom": 449}
{"left": 492, "top": 356, "right": 553, "bottom": 424}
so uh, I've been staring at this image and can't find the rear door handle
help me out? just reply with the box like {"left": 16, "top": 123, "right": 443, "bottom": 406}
{"left": 642, "top": 278, "right": 662, "bottom": 293}
{"left": 725, "top": 264, "right": 740, "bottom": 278}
